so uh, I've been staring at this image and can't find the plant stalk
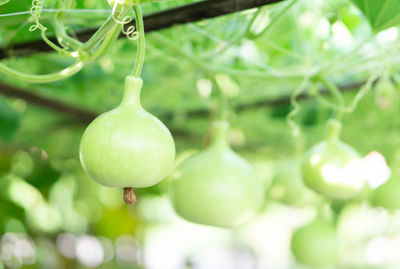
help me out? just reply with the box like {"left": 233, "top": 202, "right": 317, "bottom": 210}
{"left": 131, "top": 5, "right": 145, "bottom": 78}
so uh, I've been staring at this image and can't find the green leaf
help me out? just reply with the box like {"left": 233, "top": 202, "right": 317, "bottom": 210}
{"left": 0, "top": 99, "right": 20, "bottom": 143}
{"left": 352, "top": 0, "right": 400, "bottom": 31}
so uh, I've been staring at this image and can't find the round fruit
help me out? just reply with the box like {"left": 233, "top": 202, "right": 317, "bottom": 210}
{"left": 291, "top": 215, "right": 339, "bottom": 267}
{"left": 169, "top": 121, "right": 263, "bottom": 228}
{"left": 370, "top": 177, "right": 400, "bottom": 210}
{"left": 269, "top": 159, "right": 319, "bottom": 207}
{"left": 301, "top": 119, "right": 364, "bottom": 200}
{"left": 80, "top": 76, "right": 175, "bottom": 190}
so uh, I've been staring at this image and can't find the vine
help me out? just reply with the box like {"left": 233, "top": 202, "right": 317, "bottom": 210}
{"left": 318, "top": 77, "right": 345, "bottom": 121}
{"left": 111, "top": 2, "right": 139, "bottom": 40}
{"left": 53, "top": 0, "right": 83, "bottom": 52}
{"left": 0, "top": 0, "right": 135, "bottom": 83}
{"left": 131, "top": 5, "right": 145, "bottom": 77}
{"left": 286, "top": 76, "right": 311, "bottom": 137}
{"left": 313, "top": 72, "right": 380, "bottom": 114}
{"left": 29, "top": 0, "right": 68, "bottom": 55}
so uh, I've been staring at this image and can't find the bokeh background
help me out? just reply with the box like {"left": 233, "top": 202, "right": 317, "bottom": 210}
{"left": 1, "top": 0, "right": 400, "bottom": 268}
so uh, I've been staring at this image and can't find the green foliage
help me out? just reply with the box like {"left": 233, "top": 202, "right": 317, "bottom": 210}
{"left": 0, "top": 99, "right": 20, "bottom": 143}
{"left": 351, "top": 0, "right": 400, "bottom": 31}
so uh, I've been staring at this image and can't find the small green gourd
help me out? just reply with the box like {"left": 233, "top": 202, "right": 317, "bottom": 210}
{"left": 169, "top": 120, "right": 263, "bottom": 228}
{"left": 80, "top": 76, "right": 175, "bottom": 203}
{"left": 301, "top": 119, "right": 365, "bottom": 200}
{"left": 291, "top": 215, "right": 339, "bottom": 267}
{"left": 269, "top": 159, "right": 319, "bottom": 207}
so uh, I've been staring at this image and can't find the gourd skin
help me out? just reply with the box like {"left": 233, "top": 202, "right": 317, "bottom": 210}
{"left": 270, "top": 159, "right": 319, "bottom": 207}
{"left": 301, "top": 141, "right": 364, "bottom": 200}
{"left": 169, "top": 121, "right": 263, "bottom": 228}
{"left": 301, "top": 120, "right": 364, "bottom": 200}
{"left": 291, "top": 217, "right": 338, "bottom": 267}
{"left": 80, "top": 76, "right": 175, "bottom": 188}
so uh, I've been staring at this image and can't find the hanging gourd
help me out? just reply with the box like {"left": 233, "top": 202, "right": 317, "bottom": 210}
{"left": 291, "top": 213, "right": 339, "bottom": 267}
{"left": 169, "top": 120, "right": 263, "bottom": 228}
{"left": 269, "top": 132, "right": 319, "bottom": 207}
{"left": 269, "top": 159, "right": 320, "bottom": 207}
{"left": 299, "top": 78, "right": 366, "bottom": 200}
{"left": 80, "top": 3, "right": 175, "bottom": 204}
{"left": 301, "top": 119, "right": 364, "bottom": 200}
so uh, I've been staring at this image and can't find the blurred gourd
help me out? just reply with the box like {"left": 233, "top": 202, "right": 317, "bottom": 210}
{"left": 269, "top": 159, "right": 319, "bottom": 207}
{"left": 80, "top": 76, "right": 175, "bottom": 202}
{"left": 301, "top": 119, "right": 365, "bottom": 200}
{"left": 291, "top": 214, "right": 339, "bottom": 267}
{"left": 169, "top": 120, "right": 263, "bottom": 228}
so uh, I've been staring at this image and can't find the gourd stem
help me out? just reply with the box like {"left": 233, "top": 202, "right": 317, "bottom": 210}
{"left": 319, "top": 77, "right": 345, "bottom": 121}
{"left": 121, "top": 75, "right": 143, "bottom": 108}
{"left": 81, "top": 15, "right": 118, "bottom": 52}
{"left": 90, "top": 24, "right": 122, "bottom": 61}
{"left": 53, "top": 0, "right": 82, "bottom": 51}
{"left": 131, "top": 5, "right": 145, "bottom": 78}
{"left": 0, "top": 61, "right": 84, "bottom": 83}
{"left": 54, "top": 19, "right": 82, "bottom": 51}
{"left": 123, "top": 187, "right": 136, "bottom": 204}
{"left": 325, "top": 119, "right": 342, "bottom": 142}
{"left": 210, "top": 121, "right": 230, "bottom": 149}
{"left": 217, "top": 86, "right": 227, "bottom": 121}
{"left": 246, "top": 0, "right": 298, "bottom": 39}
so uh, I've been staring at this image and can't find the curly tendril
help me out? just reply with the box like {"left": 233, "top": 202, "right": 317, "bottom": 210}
{"left": 29, "top": 0, "right": 69, "bottom": 54}
{"left": 314, "top": 72, "right": 379, "bottom": 114}
{"left": 29, "top": 0, "right": 46, "bottom": 32}
{"left": 111, "top": 3, "right": 138, "bottom": 40}
{"left": 286, "top": 76, "right": 310, "bottom": 137}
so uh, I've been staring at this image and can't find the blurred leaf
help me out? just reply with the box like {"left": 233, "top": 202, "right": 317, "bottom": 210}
{"left": 0, "top": 177, "right": 25, "bottom": 233}
{"left": 94, "top": 207, "right": 138, "bottom": 239}
{"left": 0, "top": 147, "right": 12, "bottom": 176}
{"left": 25, "top": 148, "right": 61, "bottom": 196}
{"left": 11, "top": 150, "right": 34, "bottom": 178}
{"left": 340, "top": 8, "right": 363, "bottom": 32}
{"left": 0, "top": 99, "right": 20, "bottom": 143}
{"left": 351, "top": 0, "right": 400, "bottom": 31}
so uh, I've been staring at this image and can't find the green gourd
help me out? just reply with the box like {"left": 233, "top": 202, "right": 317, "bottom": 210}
{"left": 291, "top": 215, "right": 339, "bottom": 267}
{"left": 80, "top": 76, "right": 175, "bottom": 203}
{"left": 169, "top": 120, "right": 263, "bottom": 228}
{"left": 269, "top": 159, "right": 319, "bottom": 207}
{"left": 301, "top": 119, "right": 365, "bottom": 200}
